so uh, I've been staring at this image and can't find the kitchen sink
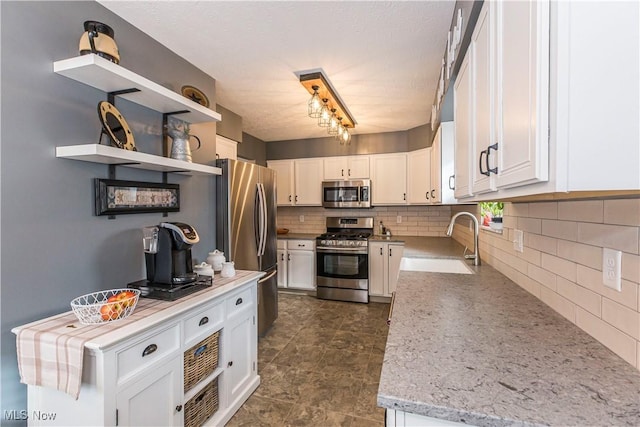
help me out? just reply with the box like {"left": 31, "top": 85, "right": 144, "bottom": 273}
{"left": 399, "top": 257, "right": 474, "bottom": 274}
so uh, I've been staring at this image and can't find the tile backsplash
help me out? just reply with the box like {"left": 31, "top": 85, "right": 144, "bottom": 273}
{"left": 451, "top": 199, "right": 640, "bottom": 370}
{"left": 277, "top": 205, "right": 454, "bottom": 236}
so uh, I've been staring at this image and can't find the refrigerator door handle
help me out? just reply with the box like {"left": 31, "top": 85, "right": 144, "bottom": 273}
{"left": 254, "top": 184, "right": 262, "bottom": 256}
{"left": 257, "top": 183, "right": 267, "bottom": 256}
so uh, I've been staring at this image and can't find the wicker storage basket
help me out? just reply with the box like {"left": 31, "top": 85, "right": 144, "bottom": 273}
{"left": 184, "top": 377, "right": 219, "bottom": 427}
{"left": 184, "top": 331, "right": 220, "bottom": 392}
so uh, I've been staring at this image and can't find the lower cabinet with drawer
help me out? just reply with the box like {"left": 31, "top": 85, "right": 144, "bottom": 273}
{"left": 24, "top": 279, "right": 259, "bottom": 427}
{"left": 277, "top": 239, "right": 316, "bottom": 291}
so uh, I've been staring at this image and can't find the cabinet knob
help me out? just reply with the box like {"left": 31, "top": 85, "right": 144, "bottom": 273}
{"left": 175, "top": 405, "right": 183, "bottom": 412}
{"left": 198, "top": 316, "right": 209, "bottom": 326}
{"left": 142, "top": 344, "right": 157, "bottom": 357}
{"left": 228, "top": 361, "right": 233, "bottom": 367}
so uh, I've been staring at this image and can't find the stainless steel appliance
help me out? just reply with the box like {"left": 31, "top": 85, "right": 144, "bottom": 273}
{"left": 128, "top": 222, "right": 213, "bottom": 301}
{"left": 316, "top": 217, "right": 373, "bottom": 303}
{"left": 322, "top": 179, "right": 371, "bottom": 208}
{"left": 216, "top": 159, "right": 278, "bottom": 336}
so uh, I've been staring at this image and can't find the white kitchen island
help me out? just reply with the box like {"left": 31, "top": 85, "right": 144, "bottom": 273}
{"left": 12, "top": 270, "right": 263, "bottom": 427}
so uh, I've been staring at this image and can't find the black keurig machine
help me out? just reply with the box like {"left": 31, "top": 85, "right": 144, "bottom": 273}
{"left": 144, "top": 222, "right": 199, "bottom": 285}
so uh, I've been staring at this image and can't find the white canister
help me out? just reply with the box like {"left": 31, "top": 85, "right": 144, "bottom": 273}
{"left": 193, "top": 262, "right": 214, "bottom": 277}
{"left": 206, "top": 250, "right": 225, "bottom": 272}
{"left": 220, "top": 261, "right": 236, "bottom": 278}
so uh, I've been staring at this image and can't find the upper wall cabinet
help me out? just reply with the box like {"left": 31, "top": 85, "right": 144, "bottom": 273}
{"left": 54, "top": 54, "right": 221, "bottom": 123}
{"left": 370, "top": 153, "right": 408, "bottom": 205}
{"left": 267, "top": 158, "right": 323, "bottom": 206}
{"left": 323, "top": 156, "right": 370, "bottom": 180}
{"left": 406, "top": 148, "right": 432, "bottom": 205}
{"left": 453, "top": 1, "right": 640, "bottom": 201}
{"left": 455, "top": 0, "right": 549, "bottom": 199}
{"left": 216, "top": 135, "right": 238, "bottom": 160}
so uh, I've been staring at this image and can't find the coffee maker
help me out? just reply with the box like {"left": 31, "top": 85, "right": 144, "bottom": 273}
{"left": 143, "top": 222, "right": 199, "bottom": 285}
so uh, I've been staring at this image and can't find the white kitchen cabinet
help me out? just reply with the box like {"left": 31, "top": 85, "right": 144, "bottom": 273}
{"left": 224, "top": 294, "right": 256, "bottom": 406}
{"left": 454, "top": 0, "right": 550, "bottom": 199}
{"left": 323, "top": 155, "right": 370, "bottom": 180}
{"left": 407, "top": 148, "right": 432, "bottom": 205}
{"left": 277, "top": 240, "right": 288, "bottom": 288}
{"left": 453, "top": 53, "right": 474, "bottom": 200}
{"left": 437, "top": 122, "right": 458, "bottom": 205}
{"left": 470, "top": 1, "right": 496, "bottom": 195}
{"left": 116, "top": 356, "right": 183, "bottom": 426}
{"left": 277, "top": 239, "right": 316, "bottom": 290}
{"left": 215, "top": 134, "right": 238, "bottom": 160}
{"left": 451, "top": 1, "right": 638, "bottom": 200}
{"left": 369, "top": 242, "right": 404, "bottom": 297}
{"left": 267, "top": 158, "right": 323, "bottom": 206}
{"left": 268, "top": 160, "right": 295, "bottom": 206}
{"left": 19, "top": 278, "right": 260, "bottom": 427}
{"left": 293, "top": 158, "right": 323, "bottom": 205}
{"left": 370, "top": 153, "right": 408, "bottom": 205}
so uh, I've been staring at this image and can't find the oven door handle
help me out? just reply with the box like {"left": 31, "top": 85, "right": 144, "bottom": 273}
{"left": 316, "top": 247, "right": 368, "bottom": 253}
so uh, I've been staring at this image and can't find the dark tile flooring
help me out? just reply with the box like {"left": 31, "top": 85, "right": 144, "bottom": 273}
{"left": 227, "top": 292, "right": 390, "bottom": 426}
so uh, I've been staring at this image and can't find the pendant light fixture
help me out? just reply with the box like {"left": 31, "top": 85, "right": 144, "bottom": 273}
{"left": 299, "top": 71, "right": 356, "bottom": 143}
{"left": 318, "top": 99, "right": 331, "bottom": 127}
{"left": 308, "top": 85, "right": 322, "bottom": 118}
{"left": 327, "top": 113, "right": 340, "bottom": 136}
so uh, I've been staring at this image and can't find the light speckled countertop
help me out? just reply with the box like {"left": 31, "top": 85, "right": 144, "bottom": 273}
{"left": 378, "top": 237, "right": 640, "bottom": 426}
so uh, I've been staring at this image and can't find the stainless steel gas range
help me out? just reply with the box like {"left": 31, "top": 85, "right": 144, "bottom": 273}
{"left": 316, "top": 217, "right": 373, "bottom": 303}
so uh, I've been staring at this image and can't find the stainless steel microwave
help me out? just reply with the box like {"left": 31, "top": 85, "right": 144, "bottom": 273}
{"left": 322, "top": 179, "right": 371, "bottom": 208}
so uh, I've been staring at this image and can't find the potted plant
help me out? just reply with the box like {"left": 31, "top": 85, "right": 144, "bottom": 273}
{"left": 489, "top": 202, "right": 504, "bottom": 230}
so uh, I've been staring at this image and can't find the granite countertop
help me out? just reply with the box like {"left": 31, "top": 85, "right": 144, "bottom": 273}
{"left": 377, "top": 238, "right": 640, "bottom": 426}
{"left": 276, "top": 233, "right": 319, "bottom": 240}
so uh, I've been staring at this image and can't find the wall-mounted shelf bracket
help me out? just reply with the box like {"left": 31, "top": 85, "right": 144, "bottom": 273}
{"left": 107, "top": 88, "right": 141, "bottom": 105}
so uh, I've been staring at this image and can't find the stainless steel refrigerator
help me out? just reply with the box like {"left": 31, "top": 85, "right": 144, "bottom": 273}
{"left": 216, "top": 159, "right": 278, "bottom": 336}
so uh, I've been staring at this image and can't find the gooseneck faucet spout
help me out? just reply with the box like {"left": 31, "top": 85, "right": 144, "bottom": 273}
{"left": 445, "top": 212, "right": 480, "bottom": 266}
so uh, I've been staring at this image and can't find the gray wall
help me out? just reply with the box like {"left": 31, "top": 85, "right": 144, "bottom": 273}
{"left": 239, "top": 133, "right": 268, "bottom": 166}
{"left": 266, "top": 129, "right": 418, "bottom": 160}
{"left": 1, "top": 2, "right": 220, "bottom": 421}
{"left": 215, "top": 104, "right": 243, "bottom": 143}
{"left": 407, "top": 124, "right": 433, "bottom": 151}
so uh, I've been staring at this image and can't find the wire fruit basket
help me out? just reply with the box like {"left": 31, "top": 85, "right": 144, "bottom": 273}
{"left": 70, "top": 289, "right": 140, "bottom": 325}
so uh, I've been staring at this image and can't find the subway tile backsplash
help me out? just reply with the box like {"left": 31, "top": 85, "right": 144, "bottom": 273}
{"left": 451, "top": 199, "right": 640, "bottom": 370}
{"left": 277, "top": 205, "right": 453, "bottom": 236}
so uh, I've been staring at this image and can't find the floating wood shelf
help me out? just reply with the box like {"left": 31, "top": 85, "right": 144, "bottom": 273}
{"left": 56, "top": 144, "right": 221, "bottom": 176}
{"left": 53, "top": 54, "right": 221, "bottom": 123}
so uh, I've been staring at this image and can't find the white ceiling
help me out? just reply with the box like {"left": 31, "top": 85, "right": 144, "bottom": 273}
{"left": 98, "top": 1, "right": 455, "bottom": 142}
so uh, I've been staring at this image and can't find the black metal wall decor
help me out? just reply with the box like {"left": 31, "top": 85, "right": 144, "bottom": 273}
{"left": 95, "top": 179, "right": 179, "bottom": 216}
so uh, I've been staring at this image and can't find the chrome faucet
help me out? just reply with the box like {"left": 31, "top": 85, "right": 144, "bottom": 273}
{"left": 446, "top": 212, "right": 480, "bottom": 266}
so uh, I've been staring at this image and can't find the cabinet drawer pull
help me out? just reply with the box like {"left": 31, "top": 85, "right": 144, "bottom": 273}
{"left": 449, "top": 175, "right": 455, "bottom": 190}
{"left": 298, "top": 243, "right": 305, "bottom": 247}
{"left": 403, "top": 193, "right": 406, "bottom": 201}
{"left": 235, "top": 297, "right": 243, "bottom": 306}
{"left": 389, "top": 248, "right": 393, "bottom": 256}
{"left": 348, "top": 168, "right": 351, "bottom": 176}
{"left": 175, "top": 405, "right": 183, "bottom": 412}
{"left": 289, "top": 195, "right": 292, "bottom": 202}
{"left": 380, "top": 248, "right": 383, "bottom": 256}
{"left": 431, "top": 189, "right": 436, "bottom": 199}
{"left": 228, "top": 361, "right": 233, "bottom": 367}
{"left": 194, "top": 344, "right": 208, "bottom": 357}
{"left": 341, "top": 168, "right": 344, "bottom": 176}
{"left": 426, "top": 191, "right": 430, "bottom": 200}
{"left": 142, "top": 344, "right": 157, "bottom": 357}
{"left": 198, "top": 316, "right": 209, "bottom": 326}
{"left": 281, "top": 253, "right": 285, "bottom": 261}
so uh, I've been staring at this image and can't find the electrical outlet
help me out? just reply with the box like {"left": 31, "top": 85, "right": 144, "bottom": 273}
{"left": 513, "top": 229, "right": 524, "bottom": 253}
{"left": 602, "top": 248, "right": 622, "bottom": 291}
{"left": 299, "top": 215, "right": 304, "bottom": 223}
{"left": 397, "top": 215, "right": 402, "bottom": 224}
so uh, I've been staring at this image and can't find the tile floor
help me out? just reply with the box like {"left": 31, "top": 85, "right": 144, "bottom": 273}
{"left": 227, "top": 292, "right": 390, "bottom": 426}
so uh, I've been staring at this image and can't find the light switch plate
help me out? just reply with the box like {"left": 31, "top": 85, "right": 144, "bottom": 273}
{"left": 397, "top": 215, "right": 402, "bottom": 224}
{"left": 299, "top": 215, "right": 304, "bottom": 223}
{"left": 602, "top": 248, "right": 622, "bottom": 291}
